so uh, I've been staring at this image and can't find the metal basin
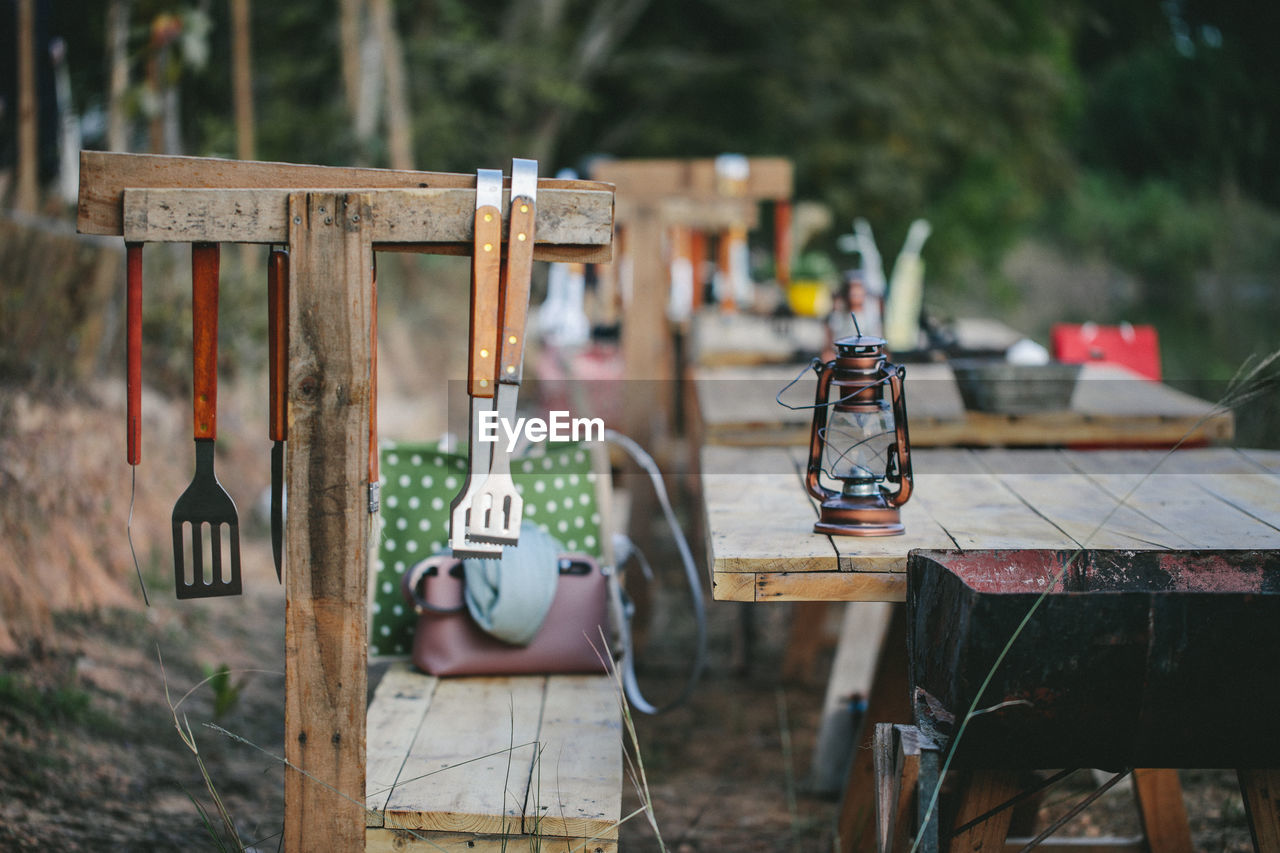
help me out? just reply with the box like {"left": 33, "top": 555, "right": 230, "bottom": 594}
{"left": 907, "top": 549, "right": 1280, "bottom": 769}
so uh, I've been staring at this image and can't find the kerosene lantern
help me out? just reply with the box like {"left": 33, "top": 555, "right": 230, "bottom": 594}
{"left": 805, "top": 335, "right": 913, "bottom": 535}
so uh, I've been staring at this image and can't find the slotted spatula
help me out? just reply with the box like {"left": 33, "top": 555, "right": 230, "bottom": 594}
{"left": 468, "top": 158, "right": 538, "bottom": 545}
{"left": 172, "top": 242, "right": 242, "bottom": 599}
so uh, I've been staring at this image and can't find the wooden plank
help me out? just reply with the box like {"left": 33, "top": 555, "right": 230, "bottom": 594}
{"left": 1132, "top": 768, "right": 1194, "bottom": 853}
{"left": 838, "top": 606, "right": 911, "bottom": 852}
{"left": 711, "top": 571, "right": 758, "bottom": 601}
{"left": 524, "top": 675, "right": 623, "bottom": 841}
{"left": 120, "top": 186, "right": 614, "bottom": 262}
{"left": 284, "top": 192, "right": 375, "bottom": 853}
{"left": 949, "top": 769, "right": 1021, "bottom": 852}
{"left": 1237, "top": 768, "right": 1280, "bottom": 853}
{"left": 366, "top": 663, "right": 438, "bottom": 825}
{"left": 78, "top": 150, "right": 612, "bottom": 233}
{"left": 1002, "top": 840, "right": 1143, "bottom": 852}
{"left": 593, "top": 156, "right": 793, "bottom": 201}
{"left": 1063, "top": 450, "right": 1280, "bottom": 549}
{"left": 701, "top": 447, "right": 839, "bottom": 575}
{"left": 384, "top": 676, "right": 547, "bottom": 834}
{"left": 975, "top": 449, "right": 1196, "bottom": 550}
{"left": 830, "top": 497, "right": 956, "bottom": 572}
{"left": 911, "top": 449, "right": 1077, "bottom": 551}
{"left": 812, "top": 604, "right": 893, "bottom": 795}
{"left": 366, "top": 828, "right": 617, "bottom": 852}
{"left": 1241, "top": 448, "right": 1280, "bottom": 475}
{"left": 755, "top": 571, "right": 907, "bottom": 603}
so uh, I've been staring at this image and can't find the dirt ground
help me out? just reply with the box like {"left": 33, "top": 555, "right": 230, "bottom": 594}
{"left": 0, "top": 374, "right": 1260, "bottom": 852}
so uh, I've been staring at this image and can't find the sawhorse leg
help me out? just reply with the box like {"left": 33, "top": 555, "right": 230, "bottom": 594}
{"left": 837, "top": 604, "right": 911, "bottom": 852}
{"left": 1133, "top": 769, "right": 1193, "bottom": 853}
{"left": 1239, "top": 768, "right": 1280, "bottom": 853}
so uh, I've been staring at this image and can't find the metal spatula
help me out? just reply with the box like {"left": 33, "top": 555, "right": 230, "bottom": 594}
{"left": 173, "top": 242, "right": 242, "bottom": 598}
{"left": 469, "top": 158, "right": 538, "bottom": 545}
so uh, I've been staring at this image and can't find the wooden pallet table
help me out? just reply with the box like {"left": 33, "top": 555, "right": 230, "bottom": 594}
{"left": 701, "top": 444, "right": 1280, "bottom": 850}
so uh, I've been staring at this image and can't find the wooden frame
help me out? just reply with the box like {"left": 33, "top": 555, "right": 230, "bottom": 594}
{"left": 77, "top": 152, "right": 615, "bottom": 853}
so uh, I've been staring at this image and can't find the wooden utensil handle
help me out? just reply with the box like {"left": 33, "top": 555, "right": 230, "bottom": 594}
{"left": 498, "top": 197, "right": 536, "bottom": 384}
{"left": 268, "top": 248, "right": 288, "bottom": 442}
{"left": 469, "top": 205, "right": 502, "bottom": 398}
{"left": 192, "top": 242, "right": 220, "bottom": 440}
{"left": 126, "top": 242, "right": 142, "bottom": 464}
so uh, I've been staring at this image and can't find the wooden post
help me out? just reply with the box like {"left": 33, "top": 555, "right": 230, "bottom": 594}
{"left": 284, "top": 191, "right": 375, "bottom": 852}
{"left": 230, "top": 0, "right": 255, "bottom": 161}
{"left": 620, "top": 206, "right": 670, "bottom": 444}
{"left": 14, "top": 0, "right": 39, "bottom": 213}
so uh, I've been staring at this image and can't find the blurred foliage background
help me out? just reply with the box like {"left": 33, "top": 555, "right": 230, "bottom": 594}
{"left": 2, "top": 0, "right": 1277, "bottom": 440}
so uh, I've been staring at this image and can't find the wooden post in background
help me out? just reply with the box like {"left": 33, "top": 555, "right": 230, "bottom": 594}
{"left": 284, "top": 191, "right": 375, "bottom": 853}
{"left": 14, "top": 0, "right": 39, "bottom": 213}
{"left": 231, "top": 0, "right": 255, "bottom": 162}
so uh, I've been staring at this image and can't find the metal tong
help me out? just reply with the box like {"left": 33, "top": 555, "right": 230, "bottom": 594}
{"left": 449, "top": 159, "right": 539, "bottom": 554}
{"left": 449, "top": 168, "right": 506, "bottom": 558}
{"left": 468, "top": 158, "right": 538, "bottom": 545}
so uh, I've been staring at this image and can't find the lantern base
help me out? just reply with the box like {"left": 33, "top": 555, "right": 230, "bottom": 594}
{"left": 814, "top": 497, "right": 905, "bottom": 537}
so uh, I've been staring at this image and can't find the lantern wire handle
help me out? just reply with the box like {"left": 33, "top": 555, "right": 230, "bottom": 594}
{"left": 774, "top": 361, "right": 891, "bottom": 412}
{"left": 850, "top": 309, "right": 863, "bottom": 337}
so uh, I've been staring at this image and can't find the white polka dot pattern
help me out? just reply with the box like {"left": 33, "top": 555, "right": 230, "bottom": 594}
{"left": 368, "top": 440, "right": 604, "bottom": 657}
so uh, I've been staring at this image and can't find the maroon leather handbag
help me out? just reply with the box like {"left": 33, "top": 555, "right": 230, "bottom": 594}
{"left": 402, "top": 554, "right": 610, "bottom": 677}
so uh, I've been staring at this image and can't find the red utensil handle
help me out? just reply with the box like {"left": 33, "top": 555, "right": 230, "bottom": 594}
{"left": 268, "top": 248, "right": 288, "bottom": 442}
{"left": 192, "top": 243, "right": 220, "bottom": 440}
{"left": 126, "top": 242, "right": 143, "bottom": 465}
{"left": 468, "top": 205, "right": 502, "bottom": 398}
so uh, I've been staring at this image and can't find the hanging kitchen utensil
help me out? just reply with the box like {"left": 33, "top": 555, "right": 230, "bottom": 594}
{"left": 267, "top": 246, "right": 288, "bottom": 582}
{"left": 448, "top": 169, "right": 504, "bottom": 558}
{"left": 172, "top": 242, "right": 243, "bottom": 598}
{"left": 468, "top": 158, "right": 538, "bottom": 546}
{"left": 125, "top": 241, "right": 151, "bottom": 605}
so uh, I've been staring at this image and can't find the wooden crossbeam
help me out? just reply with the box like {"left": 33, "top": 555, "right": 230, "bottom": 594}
{"left": 592, "top": 156, "right": 792, "bottom": 201}
{"left": 78, "top": 151, "right": 615, "bottom": 262}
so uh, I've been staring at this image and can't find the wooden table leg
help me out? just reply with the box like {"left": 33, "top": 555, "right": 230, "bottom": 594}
{"left": 1238, "top": 768, "right": 1280, "bottom": 852}
{"left": 782, "top": 601, "right": 831, "bottom": 682}
{"left": 947, "top": 769, "right": 1020, "bottom": 852}
{"left": 1132, "top": 768, "right": 1193, "bottom": 853}
{"left": 837, "top": 603, "right": 911, "bottom": 852}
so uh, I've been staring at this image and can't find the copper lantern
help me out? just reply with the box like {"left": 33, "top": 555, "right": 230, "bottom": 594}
{"left": 805, "top": 335, "right": 913, "bottom": 536}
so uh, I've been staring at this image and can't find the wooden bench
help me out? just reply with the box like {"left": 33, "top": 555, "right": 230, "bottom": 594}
{"left": 365, "top": 660, "right": 624, "bottom": 852}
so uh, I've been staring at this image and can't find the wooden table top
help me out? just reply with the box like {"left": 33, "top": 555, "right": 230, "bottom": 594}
{"left": 702, "top": 445, "right": 1280, "bottom": 603}
{"left": 691, "top": 361, "right": 1235, "bottom": 447}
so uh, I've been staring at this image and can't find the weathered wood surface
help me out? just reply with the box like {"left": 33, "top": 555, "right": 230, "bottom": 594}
{"left": 366, "top": 663, "right": 622, "bottom": 849}
{"left": 119, "top": 186, "right": 613, "bottom": 260}
{"left": 283, "top": 192, "right": 374, "bottom": 852}
{"left": 74, "top": 150, "right": 614, "bottom": 262}
{"left": 704, "top": 446, "right": 1280, "bottom": 602}
{"left": 694, "top": 361, "right": 1235, "bottom": 448}
{"left": 593, "top": 156, "right": 792, "bottom": 202}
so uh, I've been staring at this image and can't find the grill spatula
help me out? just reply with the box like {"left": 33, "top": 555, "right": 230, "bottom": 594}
{"left": 172, "top": 242, "right": 242, "bottom": 599}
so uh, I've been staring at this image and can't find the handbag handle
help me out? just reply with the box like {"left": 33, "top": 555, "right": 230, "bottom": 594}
{"left": 403, "top": 556, "right": 468, "bottom": 615}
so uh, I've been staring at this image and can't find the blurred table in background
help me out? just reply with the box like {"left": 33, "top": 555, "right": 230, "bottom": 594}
{"left": 690, "top": 361, "right": 1234, "bottom": 448}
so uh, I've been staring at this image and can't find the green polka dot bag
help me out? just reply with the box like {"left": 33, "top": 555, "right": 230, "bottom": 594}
{"left": 369, "top": 440, "right": 605, "bottom": 657}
